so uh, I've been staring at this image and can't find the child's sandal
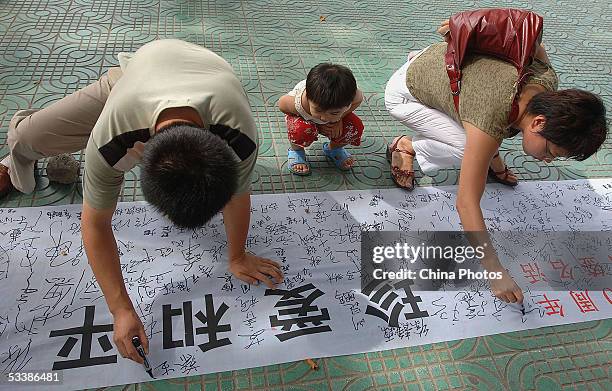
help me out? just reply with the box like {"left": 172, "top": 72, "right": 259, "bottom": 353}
{"left": 322, "top": 142, "right": 353, "bottom": 171}
{"left": 287, "top": 148, "right": 311, "bottom": 176}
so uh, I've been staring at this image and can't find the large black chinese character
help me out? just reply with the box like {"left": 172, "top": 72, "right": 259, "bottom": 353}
{"left": 162, "top": 294, "right": 231, "bottom": 353}
{"left": 362, "top": 279, "right": 429, "bottom": 327}
{"left": 49, "top": 306, "right": 116, "bottom": 370}
{"left": 265, "top": 283, "right": 332, "bottom": 341}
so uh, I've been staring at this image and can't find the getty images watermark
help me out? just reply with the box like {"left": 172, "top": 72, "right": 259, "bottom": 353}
{"left": 360, "top": 231, "right": 505, "bottom": 291}
{"left": 370, "top": 241, "right": 502, "bottom": 281}
{"left": 360, "top": 231, "right": 612, "bottom": 291}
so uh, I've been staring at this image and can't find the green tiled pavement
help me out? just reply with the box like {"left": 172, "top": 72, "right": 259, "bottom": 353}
{"left": 1, "top": 0, "right": 610, "bottom": 390}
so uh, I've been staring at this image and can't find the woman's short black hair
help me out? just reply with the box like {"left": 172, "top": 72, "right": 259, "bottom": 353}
{"left": 526, "top": 89, "right": 608, "bottom": 161}
{"left": 141, "top": 123, "right": 238, "bottom": 228}
{"left": 306, "top": 63, "right": 357, "bottom": 111}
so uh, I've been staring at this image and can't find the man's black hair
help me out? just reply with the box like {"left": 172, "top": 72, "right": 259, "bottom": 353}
{"left": 141, "top": 123, "right": 238, "bottom": 228}
{"left": 306, "top": 63, "right": 357, "bottom": 111}
{"left": 527, "top": 89, "right": 608, "bottom": 161}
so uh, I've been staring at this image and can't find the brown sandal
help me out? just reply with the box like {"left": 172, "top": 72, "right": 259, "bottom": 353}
{"left": 488, "top": 153, "right": 518, "bottom": 187}
{"left": 386, "top": 136, "right": 416, "bottom": 191}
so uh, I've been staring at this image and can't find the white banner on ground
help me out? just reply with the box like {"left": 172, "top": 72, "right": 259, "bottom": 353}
{"left": 0, "top": 179, "right": 610, "bottom": 390}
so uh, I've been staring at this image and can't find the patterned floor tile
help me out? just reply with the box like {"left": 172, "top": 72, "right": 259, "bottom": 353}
{"left": 0, "top": 0, "right": 610, "bottom": 390}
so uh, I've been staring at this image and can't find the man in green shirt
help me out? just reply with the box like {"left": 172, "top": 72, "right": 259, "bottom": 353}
{"left": 0, "top": 39, "right": 283, "bottom": 364}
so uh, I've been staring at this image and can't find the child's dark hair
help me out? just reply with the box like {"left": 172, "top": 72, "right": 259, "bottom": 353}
{"left": 526, "top": 89, "right": 608, "bottom": 161}
{"left": 306, "top": 63, "right": 357, "bottom": 110}
{"left": 141, "top": 123, "right": 238, "bottom": 228}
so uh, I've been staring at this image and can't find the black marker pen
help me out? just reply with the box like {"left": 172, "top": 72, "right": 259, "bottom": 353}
{"left": 132, "top": 336, "right": 154, "bottom": 379}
